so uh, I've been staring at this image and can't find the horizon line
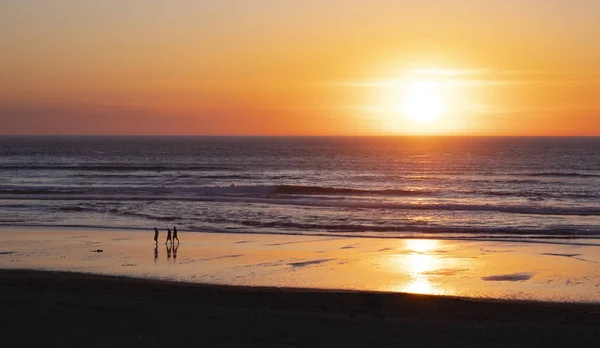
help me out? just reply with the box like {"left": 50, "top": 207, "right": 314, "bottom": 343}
{"left": 2, "top": 134, "right": 599, "bottom": 138}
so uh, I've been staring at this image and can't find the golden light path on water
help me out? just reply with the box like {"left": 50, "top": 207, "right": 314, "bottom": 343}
{"left": 389, "top": 239, "right": 453, "bottom": 296}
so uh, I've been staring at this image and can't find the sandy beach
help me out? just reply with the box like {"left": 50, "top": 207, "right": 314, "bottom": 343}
{"left": 2, "top": 227, "right": 600, "bottom": 346}
{"left": 2, "top": 269, "right": 600, "bottom": 347}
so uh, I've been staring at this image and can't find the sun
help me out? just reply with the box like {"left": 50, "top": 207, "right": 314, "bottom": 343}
{"left": 400, "top": 81, "right": 445, "bottom": 124}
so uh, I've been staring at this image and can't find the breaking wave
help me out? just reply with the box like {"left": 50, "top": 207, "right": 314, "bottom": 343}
{"left": 1, "top": 184, "right": 599, "bottom": 216}
{"left": 0, "top": 184, "right": 433, "bottom": 197}
{"left": 515, "top": 172, "right": 600, "bottom": 178}
{"left": 0, "top": 164, "right": 239, "bottom": 171}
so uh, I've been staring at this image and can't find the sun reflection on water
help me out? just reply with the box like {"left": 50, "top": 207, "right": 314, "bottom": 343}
{"left": 389, "top": 239, "right": 451, "bottom": 295}
{"left": 407, "top": 239, "right": 437, "bottom": 253}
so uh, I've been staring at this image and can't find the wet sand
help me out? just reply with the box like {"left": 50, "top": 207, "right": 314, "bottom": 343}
{"left": 2, "top": 227, "right": 600, "bottom": 302}
{"left": 2, "top": 269, "right": 600, "bottom": 347}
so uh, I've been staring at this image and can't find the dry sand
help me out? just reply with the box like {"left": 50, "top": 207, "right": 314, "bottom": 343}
{"left": 2, "top": 269, "right": 600, "bottom": 348}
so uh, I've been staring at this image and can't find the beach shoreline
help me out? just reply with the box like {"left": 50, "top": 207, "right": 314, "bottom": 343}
{"left": 2, "top": 269, "right": 600, "bottom": 347}
{"left": 2, "top": 226, "right": 600, "bottom": 303}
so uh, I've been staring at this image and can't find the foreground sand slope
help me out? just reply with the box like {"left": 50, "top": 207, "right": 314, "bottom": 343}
{"left": 2, "top": 270, "right": 600, "bottom": 348}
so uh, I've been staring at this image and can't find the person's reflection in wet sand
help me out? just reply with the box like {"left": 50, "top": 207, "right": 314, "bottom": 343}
{"left": 154, "top": 246, "right": 158, "bottom": 263}
{"left": 166, "top": 243, "right": 172, "bottom": 260}
{"left": 173, "top": 243, "right": 178, "bottom": 262}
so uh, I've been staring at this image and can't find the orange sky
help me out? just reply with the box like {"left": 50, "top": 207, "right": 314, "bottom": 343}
{"left": 1, "top": 1, "right": 599, "bottom": 135}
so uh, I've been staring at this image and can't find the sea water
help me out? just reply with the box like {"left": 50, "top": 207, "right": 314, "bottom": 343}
{"left": 1, "top": 136, "right": 599, "bottom": 241}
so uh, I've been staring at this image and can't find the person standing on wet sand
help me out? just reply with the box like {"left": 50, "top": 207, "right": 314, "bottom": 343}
{"left": 173, "top": 226, "right": 179, "bottom": 244}
{"left": 154, "top": 227, "right": 159, "bottom": 245}
{"left": 166, "top": 228, "right": 172, "bottom": 245}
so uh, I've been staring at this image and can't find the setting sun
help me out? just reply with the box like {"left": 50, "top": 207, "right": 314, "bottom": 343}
{"left": 400, "top": 81, "right": 445, "bottom": 125}
{"left": 2, "top": 2, "right": 600, "bottom": 345}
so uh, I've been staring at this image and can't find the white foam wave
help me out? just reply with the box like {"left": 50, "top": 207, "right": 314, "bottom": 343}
{"left": 1, "top": 190, "right": 598, "bottom": 216}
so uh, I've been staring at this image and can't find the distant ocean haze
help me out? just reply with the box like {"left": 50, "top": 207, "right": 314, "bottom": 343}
{"left": 0, "top": 136, "right": 599, "bottom": 241}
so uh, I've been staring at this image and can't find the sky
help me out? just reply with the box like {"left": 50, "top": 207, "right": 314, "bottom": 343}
{"left": 1, "top": 0, "right": 599, "bottom": 135}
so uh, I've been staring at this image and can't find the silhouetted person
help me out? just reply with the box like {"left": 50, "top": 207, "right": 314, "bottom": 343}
{"left": 166, "top": 243, "right": 172, "bottom": 259}
{"left": 173, "top": 226, "right": 179, "bottom": 243}
{"left": 154, "top": 227, "right": 159, "bottom": 245}
{"left": 166, "top": 228, "right": 172, "bottom": 244}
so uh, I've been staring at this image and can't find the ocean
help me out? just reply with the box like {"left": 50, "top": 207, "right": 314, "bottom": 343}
{"left": 1, "top": 136, "right": 599, "bottom": 241}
